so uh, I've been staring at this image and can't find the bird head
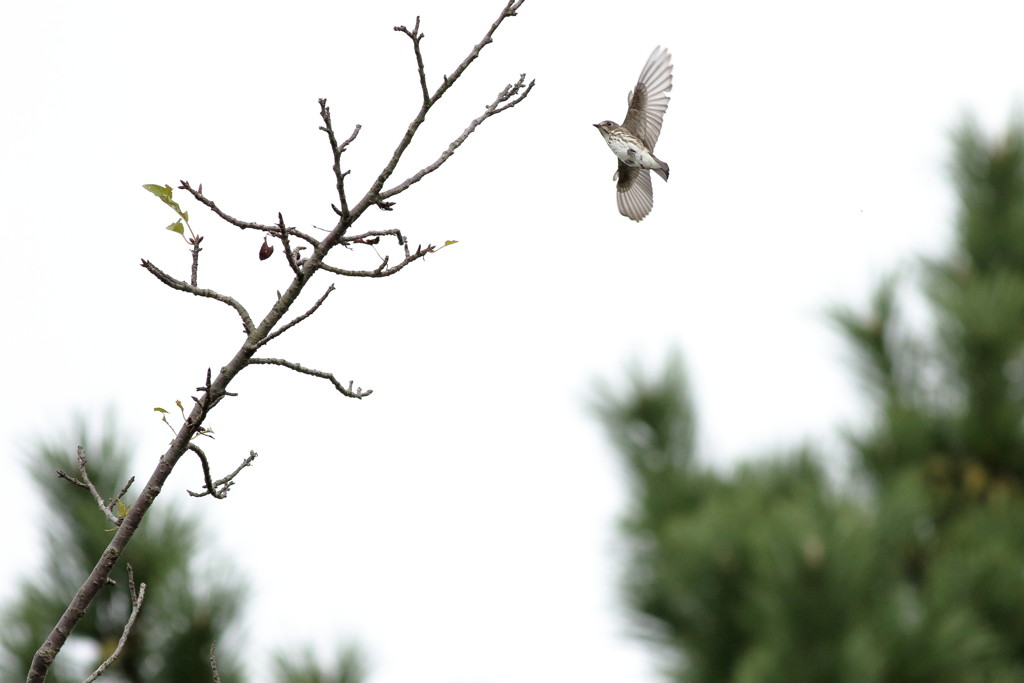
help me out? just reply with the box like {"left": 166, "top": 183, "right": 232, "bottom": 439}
{"left": 593, "top": 120, "right": 618, "bottom": 138}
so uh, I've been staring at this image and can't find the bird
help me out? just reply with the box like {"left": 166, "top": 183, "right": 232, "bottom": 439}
{"left": 594, "top": 46, "right": 673, "bottom": 221}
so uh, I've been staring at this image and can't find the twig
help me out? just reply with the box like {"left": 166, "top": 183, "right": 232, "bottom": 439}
{"left": 210, "top": 642, "right": 222, "bottom": 683}
{"left": 56, "top": 446, "right": 128, "bottom": 527}
{"left": 381, "top": 74, "right": 533, "bottom": 199}
{"left": 318, "top": 244, "right": 434, "bottom": 278}
{"left": 395, "top": 16, "right": 430, "bottom": 104}
{"left": 83, "top": 565, "right": 146, "bottom": 683}
{"left": 249, "top": 357, "right": 372, "bottom": 398}
{"left": 186, "top": 445, "right": 258, "bottom": 499}
{"left": 186, "top": 443, "right": 223, "bottom": 499}
{"left": 108, "top": 476, "right": 136, "bottom": 515}
{"left": 140, "top": 259, "right": 256, "bottom": 335}
{"left": 339, "top": 228, "right": 408, "bottom": 246}
{"left": 319, "top": 100, "right": 361, "bottom": 224}
{"left": 277, "top": 213, "right": 302, "bottom": 277}
{"left": 345, "top": 0, "right": 531, "bottom": 222}
{"left": 338, "top": 124, "right": 362, "bottom": 154}
{"left": 178, "top": 181, "right": 320, "bottom": 248}
{"left": 259, "top": 284, "right": 336, "bottom": 349}
{"left": 189, "top": 235, "right": 203, "bottom": 287}
{"left": 194, "top": 366, "right": 237, "bottom": 415}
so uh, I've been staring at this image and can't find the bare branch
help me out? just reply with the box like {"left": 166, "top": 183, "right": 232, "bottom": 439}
{"left": 259, "top": 284, "right": 336, "bottom": 349}
{"left": 339, "top": 228, "right": 408, "bottom": 245}
{"left": 56, "top": 446, "right": 127, "bottom": 527}
{"left": 193, "top": 366, "right": 238, "bottom": 415}
{"left": 276, "top": 213, "right": 302, "bottom": 277}
{"left": 189, "top": 235, "right": 203, "bottom": 287}
{"left": 140, "top": 259, "right": 256, "bottom": 335}
{"left": 350, "top": 0, "right": 531, "bottom": 221}
{"left": 83, "top": 565, "right": 146, "bottom": 683}
{"left": 319, "top": 100, "right": 362, "bottom": 223}
{"left": 381, "top": 74, "right": 534, "bottom": 199}
{"left": 108, "top": 476, "right": 136, "bottom": 515}
{"left": 338, "top": 123, "right": 362, "bottom": 154}
{"left": 210, "top": 642, "right": 222, "bottom": 683}
{"left": 186, "top": 443, "right": 225, "bottom": 500}
{"left": 249, "top": 357, "right": 372, "bottom": 398}
{"left": 177, "top": 181, "right": 274, "bottom": 231}
{"left": 318, "top": 243, "right": 435, "bottom": 278}
{"left": 179, "top": 180, "right": 320, "bottom": 248}
{"left": 186, "top": 445, "right": 257, "bottom": 499}
{"left": 290, "top": 245, "right": 309, "bottom": 271}
{"left": 394, "top": 16, "right": 430, "bottom": 104}
{"left": 55, "top": 471, "right": 86, "bottom": 489}
{"left": 426, "top": 0, "right": 526, "bottom": 108}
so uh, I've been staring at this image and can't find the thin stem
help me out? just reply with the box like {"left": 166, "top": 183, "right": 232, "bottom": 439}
{"left": 249, "top": 357, "right": 372, "bottom": 398}
{"left": 82, "top": 565, "right": 146, "bottom": 683}
{"left": 141, "top": 260, "right": 256, "bottom": 335}
{"left": 346, "top": 0, "right": 529, "bottom": 224}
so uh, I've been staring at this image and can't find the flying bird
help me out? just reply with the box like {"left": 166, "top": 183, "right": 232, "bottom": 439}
{"left": 594, "top": 46, "right": 673, "bottom": 221}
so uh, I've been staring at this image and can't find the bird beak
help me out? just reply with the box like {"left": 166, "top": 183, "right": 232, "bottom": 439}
{"left": 593, "top": 123, "right": 600, "bottom": 128}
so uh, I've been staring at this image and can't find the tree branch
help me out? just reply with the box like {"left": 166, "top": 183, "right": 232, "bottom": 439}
{"left": 319, "top": 100, "right": 361, "bottom": 223}
{"left": 259, "top": 284, "right": 335, "bottom": 349}
{"left": 140, "top": 259, "right": 256, "bottom": 335}
{"left": 189, "top": 235, "right": 203, "bottom": 287}
{"left": 318, "top": 242, "right": 435, "bottom": 278}
{"left": 249, "top": 357, "right": 372, "bottom": 398}
{"left": 381, "top": 74, "right": 533, "bottom": 199}
{"left": 179, "top": 180, "right": 320, "bottom": 248}
{"left": 347, "top": 0, "right": 531, "bottom": 222}
{"left": 338, "top": 228, "right": 408, "bottom": 245}
{"left": 276, "top": 213, "right": 303, "bottom": 277}
{"left": 109, "top": 476, "right": 136, "bottom": 515}
{"left": 27, "top": 342, "right": 253, "bottom": 681}
{"left": 28, "top": 3, "right": 530, "bottom": 678}
{"left": 395, "top": 16, "right": 430, "bottom": 104}
{"left": 82, "top": 565, "right": 146, "bottom": 683}
{"left": 55, "top": 446, "right": 131, "bottom": 528}
{"left": 210, "top": 642, "right": 222, "bottom": 683}
{"left": 186, "top": 445, "right": 258, "bottom": 499}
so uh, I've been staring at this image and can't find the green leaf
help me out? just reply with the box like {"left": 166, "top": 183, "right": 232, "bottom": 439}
{"left": 116, "top": 499, "right": 130, "bottom": 518}
{"left": 165, "top": 220, "right": 185, "bottom": 235}
{"left": 143, "top": 183, "right": 173, "bottom": 201}
{"left": 153, "top": 407, "right": 169, "bottom": 414}
{"left": 143, "top": 183, "right": 186, "bottom": 218}
{"left": 432, "top": 239, "right": 459, "bottom": 253}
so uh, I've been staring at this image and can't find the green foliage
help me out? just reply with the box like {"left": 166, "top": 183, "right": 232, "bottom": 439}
{"left": 143, "top": 183, "right": 188, "bottom": 224}
{"left": 0, "top": 414, "right": 248, "bottom": 682}
{"left": 271, "top": 644, "right": 366, "bottom": 683}
{"left": 154, "top": 401, "right": 215, "bottom": 441}
{"left": 144, "top": 183, "right": 196, "bottom": 241}
{"left": 595, "top": 118, "right": 1024, "bottom": 682}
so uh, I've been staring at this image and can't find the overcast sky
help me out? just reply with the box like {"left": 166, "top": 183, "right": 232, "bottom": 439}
{"left": 3, "top": 1, "right": 1024, "bottom": 682}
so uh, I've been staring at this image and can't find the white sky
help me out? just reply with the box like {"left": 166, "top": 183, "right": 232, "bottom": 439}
{"left": 2, "top": 1, "right": 1023, "bottom": 681}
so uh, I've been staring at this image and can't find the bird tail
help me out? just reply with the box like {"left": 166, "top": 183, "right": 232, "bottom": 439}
{"left": 654, "top": 159, "right": 669, "bottom": 182}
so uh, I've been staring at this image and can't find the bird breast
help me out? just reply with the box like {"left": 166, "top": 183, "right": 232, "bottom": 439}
{"left": 607, "top": 136, "right": 660, "bottom": 170}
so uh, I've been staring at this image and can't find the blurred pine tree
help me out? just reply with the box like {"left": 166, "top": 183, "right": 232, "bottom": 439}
{"left": 0, "top": 415, "right": 248, "bottom": 682}
{"left": 594, "top": 119, "right": 1024, "bottom": 682}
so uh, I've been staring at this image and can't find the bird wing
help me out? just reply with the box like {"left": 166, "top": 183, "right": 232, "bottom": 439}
{"left": 616, "top": 164, "right": 654, "bottom": 222}
{"left": 621, "top": 46, "right": 673, "bottom": 149}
